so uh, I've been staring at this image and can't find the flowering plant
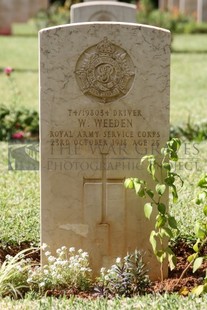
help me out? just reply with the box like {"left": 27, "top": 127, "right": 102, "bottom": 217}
{"left": 4, "top": 67, "right": 13, "bottom": 76}
{"left": 27, "top": 245, "right": 92, "bottom": 293}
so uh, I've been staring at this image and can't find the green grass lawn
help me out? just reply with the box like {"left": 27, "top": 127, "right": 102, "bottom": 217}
{"left": 1, "top": 294, "right": 207, "bottom": 309}
{"left": 0, "top": 25, "right": 207, "bottom": 307}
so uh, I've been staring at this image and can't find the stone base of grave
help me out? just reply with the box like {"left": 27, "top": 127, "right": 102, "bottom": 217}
{"left": 0, "top": 27, "right": 12, "bottom": 35}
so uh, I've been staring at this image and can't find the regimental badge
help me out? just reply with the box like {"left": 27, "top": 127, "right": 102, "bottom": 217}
{"left": 75, "top": 37, "right": 135, "bottom": 103}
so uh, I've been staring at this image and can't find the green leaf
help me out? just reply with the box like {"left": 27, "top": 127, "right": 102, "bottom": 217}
{"left": 172, "top": 185, "right": 178, "bottom": 203}
{"left": 140, "top": 155, "right": 149, "bottom": 164}
{"left": 139, "top": 188, "right": 146, "bottom": 198}
{"left": 156, "top": 250, "right": 166, "bottom": 263}
{"left": 196, "top": 192, "right": 206, "bottom": 205}
{"left": 168, "top": 216, "right": 177, "bottom": 229}
{"left": 198, "top": 175, "right": 207, "bottom": 189}
{"left": 187, "top": 253, "right": 197, "bottom": 263}
{"left": 160, "top": 227, "right": 173, "bottom": 238}
{"left": 194, "top": 222, "right": 206, "bottom": 240}
{"left": 168, "top": 253, "right": 177, "bottom": 270}
{"left": 158, "top": 203, "right": 166, "bottom": 214}
{"left": 162, "top": 162, "right": 171, "bottom": 171}
{"left": 146, "top": 189, "right": 154, "bottom": 199}
{"left": 203, "top": 205, "right": 207, "bottom": 216}
{"left": 169, "top": 151, "right": 178, "bottom": 161}
{"left": 156, "top": 215, "right": 166, "bottom": 228}
{"left": 156, "top": 184, "right": 166, "bottom": 196}
{"left": 149, "top": 231, "right": 157, "bottom": 253}
{"left": 134, "top": 182, "right": 141, "bottom": 195}
{"left": 193, "top": 257, "right": 203, "bottom": 273}
{"left": 164, "top": 176, "right": 175, "bottom": 186}
{"left": 124, "top": 178, "right": 134, "bottom": 189}
{"left": 168, "top": 138, "right": 181, "bottom": 154}
{"left": 191, "top": 285, "right": 204, "bottom": 296}
{"left": 193, "top": 240, "right": 200, "bottom": 253}
{"left": 144, "top": 203, "right": 153, "bottom": 220}
{"left": 148, "top": 163, "right": 155, "bottom": 179}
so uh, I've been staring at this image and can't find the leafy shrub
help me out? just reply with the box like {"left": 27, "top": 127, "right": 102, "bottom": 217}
{"left": 125, "top": 139, "right": 182, "bottom": 280}
{"left": 0, "top": 105, "right": 39, "bottom": 141}
{"left": 95, "top": 250, "right": 150, "bottom": 297}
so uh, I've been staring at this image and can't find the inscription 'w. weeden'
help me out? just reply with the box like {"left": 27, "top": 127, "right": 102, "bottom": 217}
{"left": 40, "top": 23, "right": 170, "bottom": 280}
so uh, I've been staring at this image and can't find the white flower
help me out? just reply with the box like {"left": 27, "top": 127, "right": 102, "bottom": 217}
{"left": 16, "top": 266, "right": 23, "bottom": 272}
{"left": 69, "top": 247, "right": 75, "bottom": 253}
{"left": 61, "top": 246, "right": 67, "bottom": 251}
{"left": 57, "top": 274, "right": 62, "bottom": 280}
{"left": 41, "top": 243, "right": 48, "bottom": 250}
{"left": 39, "top": 282, "right": 45, "bottom": 287}
{"left": 78, "top": 249, "right": 83, "bottom": 254}
{"left": 48, "top": 256, "right": 56, "bottom": 263}
{"left": 116, "top": 257, "right": 121, "bottom": 264}
{"left": 81, "top": 252, "right": 88, "bottom": 258}
{"left": 100, "top": 267, "right": 106, "bottom": 274}
{"left": 56, "top": 248, "right": 62, "bottom": 255}
{"left": 27, "top": 278, "right": 32, "bottom": 283}
{"left": 45, "top": 251, "right": 51, "bottom": 257}
{"left": 80, "top": 267, "right": 87, "bottom": 272}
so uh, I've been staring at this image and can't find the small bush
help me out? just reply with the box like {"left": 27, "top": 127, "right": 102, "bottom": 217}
{"left": 95, "top": 250, "right": 150, "bottom": 297}
{"left": 0, "top": 105, "right": 39, "bottom": 141}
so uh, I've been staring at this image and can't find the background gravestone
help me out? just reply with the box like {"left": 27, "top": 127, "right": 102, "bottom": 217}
{"left": 39, "top": 22, "right": 171, "bottom": 280}
{"left": 179, "top": 0, "right": 197, "bottom": 15}
{"left": 70, "top": 1, "right": 137, "bottom": 23}
{"left": 0, "top": 0, "right": 48, "bottom": 35}
{"left": 198, "top": 0, "right": 207, "bottom": 22}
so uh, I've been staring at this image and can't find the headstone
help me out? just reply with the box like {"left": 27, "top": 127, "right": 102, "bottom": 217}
{"left": 0, "top": 0, "right": 13, "bottom": 35}
{"left": 70, "top": 1, "right": 137, "bottom": 23}
{"left": 0, "top": 0, "right": 48, "bottom": 35}
{"left": 84, "top": 0, "right": 118, "bottom": 1}
{"left": 39, "top": 22, "right": 171, "bottom": 280}
{"left": 197, "top": 0, "right": 207, "bottom": 22}
{"left": 179, "top": 0, "right": 197, "bottom": 16}
{"left": 159, "top": 0, "right": 169, "bottom": 10}
{"left": 168, "top": 0, "right": 180, "bottom": 11}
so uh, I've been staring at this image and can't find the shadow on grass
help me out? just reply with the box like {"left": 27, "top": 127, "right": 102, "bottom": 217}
{"left": 172, "top": 49, "right": 207, "bottom": 54}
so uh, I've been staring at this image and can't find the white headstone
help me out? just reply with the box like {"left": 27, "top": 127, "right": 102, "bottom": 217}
{"left": 179, "top": 0, "right": 197, "bottom": 16}
{"left": 197, "top": 0, "right": 207, "bottom": 22}
{"left": 159, "top": 0, "right": 169, "bottom": 10}
{"left": 168, "top": 0, "right": 180, "bottom": 10}
{"left": 39, "top": 22, "right": 171, "bottom": 280}
{"left": 70, "top": 1, "right": 137, "bottom": 23}
{"left": 0, "top": 0, "right": 48, "bottom": 35}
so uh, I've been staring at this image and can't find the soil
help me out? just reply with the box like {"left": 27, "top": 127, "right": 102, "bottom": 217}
{"left": 0, "top": 240, "right": 206, "bottom": 297}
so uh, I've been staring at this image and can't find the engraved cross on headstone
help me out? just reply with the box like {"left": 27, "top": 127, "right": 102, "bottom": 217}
{"left": 83, "top": 152, "right": 124, "bottom": 224}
